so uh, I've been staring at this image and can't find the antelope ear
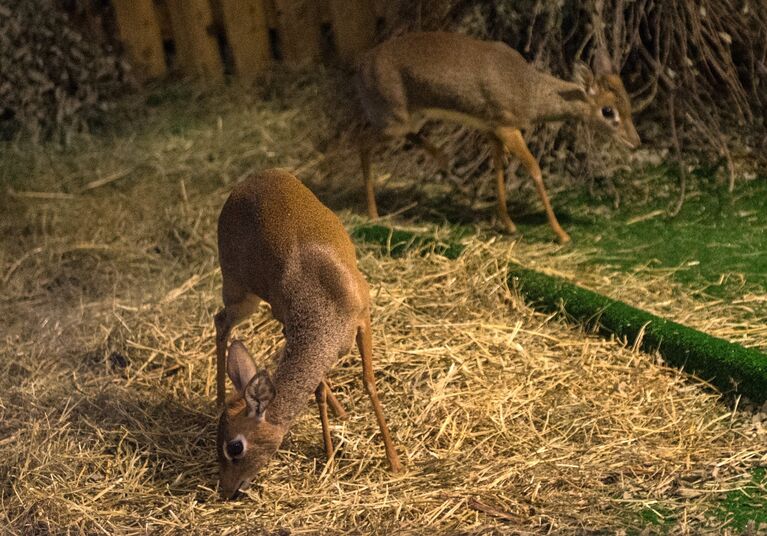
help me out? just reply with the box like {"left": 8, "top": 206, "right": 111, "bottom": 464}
{"left": 244, "top": 369, "right": 276, "bottom": 421}
{"left": 227, "top": 340, "right": 257, "bottom": 395}
{"left": 573, "top": 61, "right": 595, "bottom": 94}
{"left": 558, "top": 88, "right": 588, "bottom": 102}
{"left": 593, "top": 48, "right": 615, "bottom": 76}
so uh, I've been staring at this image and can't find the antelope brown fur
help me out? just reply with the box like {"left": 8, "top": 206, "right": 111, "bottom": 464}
{"left": 356, "top": 31, "right": 640, "bottom": 243}
{"left": 214, "top": 169, "right": 402, "bottom": 499}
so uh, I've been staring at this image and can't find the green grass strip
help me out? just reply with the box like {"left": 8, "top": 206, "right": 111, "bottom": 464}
{"left": 353, "top": 223, "right": 767, "bottom": 402}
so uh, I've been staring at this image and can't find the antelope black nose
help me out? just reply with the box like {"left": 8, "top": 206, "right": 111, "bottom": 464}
{"left": 221, "top": 481, "right": 245, "bottom": 500}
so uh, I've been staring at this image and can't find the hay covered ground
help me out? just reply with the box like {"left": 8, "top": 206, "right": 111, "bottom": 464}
{"left": 1, "top": 72, "right": 766, "bottom": 534}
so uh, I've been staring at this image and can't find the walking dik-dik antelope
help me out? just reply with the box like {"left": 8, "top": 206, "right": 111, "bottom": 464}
{"left": 356, "top": 32, "right": 641, "bottom": 243}
{"left": 214, "top": 169, "right": 402, "bottom": 499}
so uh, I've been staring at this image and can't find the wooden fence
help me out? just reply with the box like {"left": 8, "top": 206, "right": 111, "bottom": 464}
{"left": 108, "top": 0, "right": 385, "bottom": 82}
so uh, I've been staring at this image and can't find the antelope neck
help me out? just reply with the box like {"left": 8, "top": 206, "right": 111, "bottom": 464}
{"left": 529, "top": 76, "right": 591, "bottom": 124}
{"left": 267, "top": 345, "right": 339, "bottom": 428}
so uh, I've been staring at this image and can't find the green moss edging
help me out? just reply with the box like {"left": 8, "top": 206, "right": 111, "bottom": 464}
{"left": 508, "top": 266, "right": 767, "bottom": 402}
{"left": 353, "top": 223, "right": 767, "bottom": 402}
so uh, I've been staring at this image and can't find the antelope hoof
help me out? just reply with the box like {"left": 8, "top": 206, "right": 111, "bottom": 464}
{"left": 497, "top": 217, "right": 518, "bottom": 235}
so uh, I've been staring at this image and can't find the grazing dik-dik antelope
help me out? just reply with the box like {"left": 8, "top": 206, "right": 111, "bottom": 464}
{"left": 356, "top": 31, "right": 641, "bottom": 243}
{"left": 214, "top": 169, "right": 401, "bottom": 499}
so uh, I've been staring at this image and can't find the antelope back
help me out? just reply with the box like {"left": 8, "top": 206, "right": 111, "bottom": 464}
{"left": 217, "top": 169, "right": 359, "bottom": 310}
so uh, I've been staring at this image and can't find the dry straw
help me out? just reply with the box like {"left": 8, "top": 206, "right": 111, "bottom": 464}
{"left": 1, "top": 74, "right": 765, "bottom": 534}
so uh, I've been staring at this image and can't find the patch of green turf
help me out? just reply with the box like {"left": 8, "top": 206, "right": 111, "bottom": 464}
{"left": 713, "top": 468, "right": 767, "bottom": 532}
{"left": 633, "top": 504, "right": 676, "bottom": 534}
{"left": 351, "top": 224, "right": 467, "bottom": 260}
{"left": 353, "top": 223, "right": 767, "bottom": 402}
{"left": 354, "top": 221, "right": 767, "bottom": 531}
{"left": 518, "top": 165, "right": 767, "bottom": 300}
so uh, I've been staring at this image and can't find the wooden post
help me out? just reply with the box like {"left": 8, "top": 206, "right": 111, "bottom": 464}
{"left": 166, "top": 0, "right": 224, "bottom": 81}
{"left": 328, "top": 0, "right": 376, "bottom": 64}
{"left": 318, "top": 0, "right": 331, "bottom": 22}
{"left": 165, "top": 0, "right": 192, "bottom": 73}
{"left": 273, "top": 0, "right": 322, "bottom": 64}
{"left": 219, "top": 0, "right": 271, "bottom": 79}
{"left": 112, "top": 0, "right": 167, "bottom": 81}
{"left": 372, "top": 0, "right": 395, "bottom": 27}
{"left": 263, "top": 0, "right": 279, "bottom": 29}
{"left": 155, "top": 0, "right": 175, "bottom": 42}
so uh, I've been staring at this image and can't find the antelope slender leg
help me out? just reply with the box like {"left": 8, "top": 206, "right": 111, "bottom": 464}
{"left": 356, "top": 318, "right": 402, "bottom": 473}
{"left": 214, "top": 310, "right": 233, "bottom": 408}
{"left": 496, "top": 127, "right": 571, "bottom": 243}
{"left": 406, "top": 131, "right": 450, "bottom": 171}
{"left": 488, "top": 135, "right": 517, "bottom": 234}
{"left": 315, "top": 383, "right": 334, "bottom": 460}
{"left": 214, "top": 294, "right": 261, "bottom": 408}
{"left": 323, "top": 379, "right": 347, "bottom": 420}
{"left": 360, "top": 142, "right": 379, "bottom": 219}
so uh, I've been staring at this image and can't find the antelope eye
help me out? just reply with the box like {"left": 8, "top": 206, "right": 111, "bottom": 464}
{"left": 226, "top": 440, "right": 244, "bottom": 458}
{"left": 601, "top": 106, "right": 615, "bottom": 119}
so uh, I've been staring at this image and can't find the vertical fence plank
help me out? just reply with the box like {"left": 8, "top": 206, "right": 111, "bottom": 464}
{"left": 263, "top": 0, "right": 278, "bottom": 29}
{"left": 318, "top": 0, "right": 331, "bottom": 23}
{"left": 328, "top": 0, "right": 376, "bottom": 64}
{"left": 273, "top": 0, "right": 322, "bottom": 64}
{"left": 373, "top": 0, "right": 395, "bottom": 28}
{"left": 219, "top": 0, "right": 271, "bottom": 79}
{"left": 166, "top": 0, "right": 224, "bottom": 81}
{"left": 112, "top": 0, "right": 166, "bottom": 81}
{"left": 165, "top": 0, "right": 192, "bottom": 73}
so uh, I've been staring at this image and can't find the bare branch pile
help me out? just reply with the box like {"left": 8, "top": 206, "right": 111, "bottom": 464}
{"left": 0, "top": 1, "right": 129, "bottom": 143}
{"left": 384, "top": 0, "right": 767, "bottom": 191}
